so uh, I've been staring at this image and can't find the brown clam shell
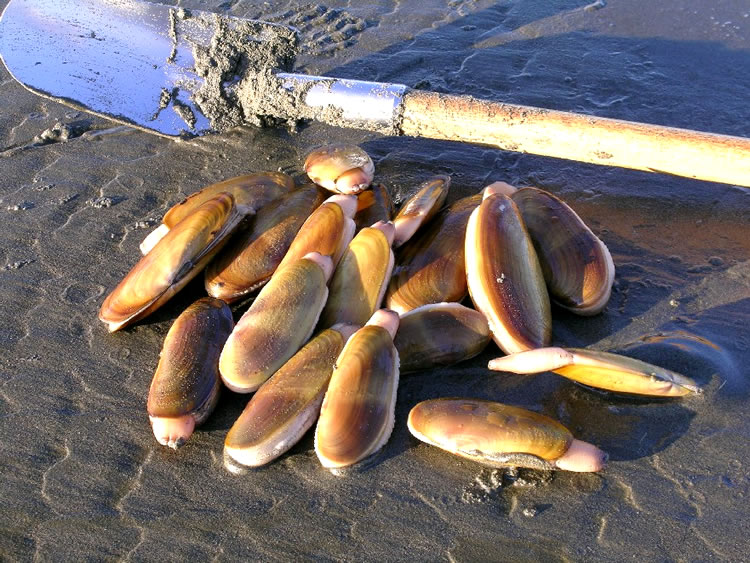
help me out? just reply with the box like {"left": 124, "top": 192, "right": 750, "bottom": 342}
{"left": 318, "top": 225, "right": 394, "bottom": 329}
{"left": 275, "top": 196, "right": 356, "bottom": 273}
{"left": 354, "top": 183, "right": 394, "bottom": 231}
{"left": 394, "top": 303, "right": 490, "bottom": 373}
{"left": 163, "top": 171, "right": 294, "bottom": 228}
{"left": 99, "top": 192, "right": 242, "bottom": 332}
{"left": 315, "top": 323, "right": 399, "bottom": 469}
{"left": 385, "top": 194, "right": 481, "bottom": 314}
{"left": 512, "top": 187, "right": 614, "bottom": 315}
{"left": 407, "top": 398, "right": 573, "bottom": 470}
{"left": 147, "top": 297, "right": 234, "bottom": 424}
{"left": 205, "top": 185, "right": 326, "bottom": 303}
{"left": 304, "top": 144, "right": 375, "bottom": 195}
{"left": 465, "top": 193, "right": 551, "bottom": 354}
{"left": 392, "top": 175, "right": 450, "bottom": 247}
{"left": 224, "top": 324, "right": 357, "bottom": 468}
{"left": 218, "top": 256, "right": 330, "bottom": 393}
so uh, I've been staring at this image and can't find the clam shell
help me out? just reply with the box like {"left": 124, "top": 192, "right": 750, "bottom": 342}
{"left": 315, "top": 319, "right": 399, "bottom": 469}
{"left": 224, "top": 324, "right": 357, "bottom": 467}
{"left": 140, "top": 172, "right": 295, "bottom": 254}
{"left": 386, "top": 194, "right": 481, "bottom": 314}
{"left": 147, "top": 297, "right": 234, "bottom": 446}
{"left": 219, "top": 256, "right": 331, "bottom": 393}
{"left": 204, "top": 185, "right": 326, "bottom": 303}
{"left": 318, "top": 225, "right": 394, "bottom": 329}
{"left": 304, "top": 144, "right": 375, "bottom": 195}
{"left": 99, "top": 192, "right": 242, "bottom": 332}
{"left": 465, "top": 193, "right": 551, "bottom": 354}
{"left": 407, "top": 398, "right": 573, "bottom": 470}
{"left": 392, "top": 175, "right": 450, "bottom": 247}
{"left": 512, "top": 187, "right": 614, "bottom": 315}
{"left": 354, "top": 183, "right": 394, "bottom": 231}
{"left": 394, "top": 303, "right": 490, "bottom": 373}
{"left": 275, "top": 195, "right": 356, "bottom": 273}
{"left": 489, "top": 347, "right": 700, "bottom": 397}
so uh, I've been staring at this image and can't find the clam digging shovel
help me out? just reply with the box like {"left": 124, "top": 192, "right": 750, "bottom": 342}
{"left": 1, "top": 0, "right": 749, "bottom": 187}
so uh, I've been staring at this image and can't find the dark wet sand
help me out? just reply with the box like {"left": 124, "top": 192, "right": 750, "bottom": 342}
{"left": 1, "top": 0, "right": 749, "bottom": 560}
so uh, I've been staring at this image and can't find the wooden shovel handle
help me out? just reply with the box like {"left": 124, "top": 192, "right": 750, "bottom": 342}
{"left": 400, "top": 90, "right": 750, "bottom": 187}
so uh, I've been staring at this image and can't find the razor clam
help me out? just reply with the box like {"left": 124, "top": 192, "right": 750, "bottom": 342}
{"left": 315, "top": 309, "right": 400, "bottom": 470}
{"left": 219, "top": 252, "right": 334, "bottom": 394}
{"left": 204, "top": 184, "right": 326, "bottom": 303}
{"left": 318, "top": 221, "right": 395, "bottom": 329}
{"left": 275, "top": 194, "right": 357, "bottom": 273}
{"left": 392, "top": 175, "right": 450, "bottom": 248}
{"left": 511, "top": 187, "right": 615, "bottom": 315}
{"left": 354, "top": 183, "right": 394, "bottom": 232}
{"left": 224, "top": 323, "right": 359, "bottom": 468}
{"left": 140, "top": 171, "right": 295, "bottom": 254}
{"left": 407, "top": 398, "right": 607, "bottom": 472}
{"left": 394, "top": 303, "right": 490, "bottom": 373}
{"left": 386, "top": 194, "right": 481, "bottom": 314}
{"left": 304, "top": 144, "right": 375, "bottom": 195}
{"left": 488, "top": 347, "right": 700, "bottom": 397}
{"left": 148, "top": 297, "right": 234, "bottom": 449}
{"left": 99, "top": 192, "right": 242, "bottom": 332}
{"left": 465, "top": 188, "right": 551, "bottom": 354}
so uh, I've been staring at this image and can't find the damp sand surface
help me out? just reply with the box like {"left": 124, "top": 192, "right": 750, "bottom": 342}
{"left": 1, "top": 0, "right": 749, "bottom": 560}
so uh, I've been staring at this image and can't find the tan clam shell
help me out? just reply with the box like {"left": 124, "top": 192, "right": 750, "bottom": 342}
{"left": 318, "top": 225, "right": 394, "bottom": 329}
{"left": 315, "top": 322, "right": 399, "bottom": 469}
{"left": 99, "top": 192, "right": 242, "bottom": 332}
{"left": 224, "top": 324, "right": 357, "bottom": 468}
{"left": 204, "top": 185, "right": 326, "bottom": 303}
{"left": 394, "top": 303, "right": 490, "bottom": 373}
{"left": 407, "top": 398, "right": 573, "bottom": 470}
{"left": 465, "top": 193, "right": 551, "bottom": 354}
{"left": 164, "top": 171, "right": 294, "bottom": 228}
{"left": 147, "top": 298, "right": 234, "bottom": 425}
{"left": 219, "top": 256, "right": 330, "bottom": 393}
{"left": 489, "top": 347, "right": 700, "bottom": 397}
{"left": 304, "top": 144, "right": 375, "bottom": 195}
{"left": 392, "top": 175, "right": 450, "bottom": 247}
{"left": 512, "top": 187, "right": 614, "bottom": 315}
{"left": 354, "top": 183, "right": 394, "bottom": 231}
{"left": 275, "top": 196, "right": 356, "bottom": 273}
{"left": 386, "top": 194, "right": 481, "bottom": 314}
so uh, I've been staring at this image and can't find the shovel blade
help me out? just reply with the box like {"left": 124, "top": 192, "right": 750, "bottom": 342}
{"left": 0, "top": 0, "right": 289, "bottom": 137}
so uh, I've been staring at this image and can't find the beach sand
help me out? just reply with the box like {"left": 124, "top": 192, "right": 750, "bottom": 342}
{"left": 1, "top": 0, "right": 748, "bottom": 559}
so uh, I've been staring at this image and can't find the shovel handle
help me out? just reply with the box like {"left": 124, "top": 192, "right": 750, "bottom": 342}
{"left": 399, "top": 90, "right": 750, "bottom": 187}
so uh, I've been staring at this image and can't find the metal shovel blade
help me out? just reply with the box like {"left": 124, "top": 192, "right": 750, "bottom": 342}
{"left": 0, "top": 0, "right": 291, "bottom": 137}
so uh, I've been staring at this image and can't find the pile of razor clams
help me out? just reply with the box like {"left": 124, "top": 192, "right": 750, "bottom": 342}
{"left": 99, "top": 144, "right": 700, "bottom": 475}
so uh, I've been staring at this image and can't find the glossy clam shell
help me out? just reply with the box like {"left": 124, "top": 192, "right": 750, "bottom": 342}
{"left": 407, "top": 398, "right": 573, "bottom": 470}
{"left": 99, "top": 192, "right": 241, "bottom": 332}
{"left": 465, "top": 193, "right": 551, "bottom": 354}
{"left": 354, "top": 183, "right": 394, "bottom": 231}
{"left": 147, "top": 298, "right": 234, "bottom": 424}
{"left": 489, "top": 347, "right": 700, "bottom": 397}
{"left": 386, "top": 194, "right": 481, "bottom": 314}
{"left": 224, "top": 325, "right": 355, "bottom": 467}
{"left": 205, "top": 185, "right": 326, "bottom": 303}
{"left": 318, "top": 226, "right": 394, "bottom": 328}
{"left": 315, "top": 324, "right": 399, "bottom": 468}
{"left": 163, "top": 171, "right": 294, "bottom": 228}
{"left": 392, "top": 175, "right": 450, "bottom": 247}
{"left": 275, "top": 197, "right": 356, "bottom": 273}
{"left": 394, "top": 303, "right": 490, "bottom": 373}
{"left": 304, "top": 144, "right": 375, "bottom": 195}
{"left": 512, "top": 187, "right": 614, "bottom": 315}
{"left": 219, "top": 257, "right": 330, "bottom": 393}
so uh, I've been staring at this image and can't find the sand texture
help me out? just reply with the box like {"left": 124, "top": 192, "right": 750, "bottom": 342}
{"left": 1, "top": 0, "right": 748, "bottom": 560}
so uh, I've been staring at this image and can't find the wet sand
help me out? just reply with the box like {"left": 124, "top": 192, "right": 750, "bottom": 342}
{"left": 1, "top": 0, "right": 749, "bottom": 560}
